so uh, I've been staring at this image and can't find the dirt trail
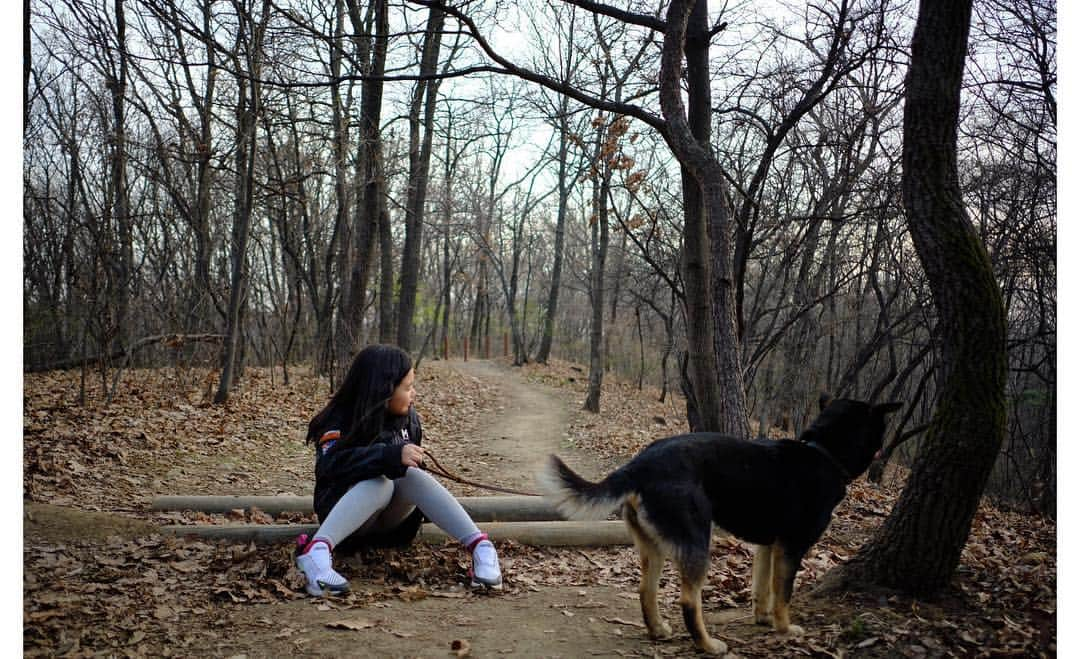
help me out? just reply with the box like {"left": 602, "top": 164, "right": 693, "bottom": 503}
{"left": 441, "top": 359, "right": 580, "bottom": 492}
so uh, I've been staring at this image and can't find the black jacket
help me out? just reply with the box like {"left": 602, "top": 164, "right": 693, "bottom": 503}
{"left": 311, "top": 407, "right": 425, "bottom": 552}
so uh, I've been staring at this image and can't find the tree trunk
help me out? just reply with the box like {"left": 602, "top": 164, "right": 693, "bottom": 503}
{"left": 329, "top": 0, "right": 353, "bottom": 346}
{"left": 661, "top": 0, "right": 748, "bottom": 435}
{"left": 339, "top": 0, "right": 388, "bottom": 371}
{"left": 537, "top": 111, "right": 571, "bottom": 364}
{"left": 397, "top": 6, "right": 445, "bottom": 352}
{"left": 506, "top": 211, "right": 527, "bottom": 365}
{"left": 23, "top": 0, "right": 30, "bottom": 132}
{"left": 439, "top": 125, "right": 456, "bottom": 358}
{"left": 583, "top": 124, "right": 610, "bottom": 413}
{"left": 190, "top": 1, "right": 217, "bottom": 329}
{"left": 215, "top": 0, "right": 267, "bottom": 403}
{"left": 109, "top": 0, "right": 132, "bottom": 356}
{"left": 604, "top": 224, "right": 627, "bottom": 372}
{"left": 825, "top": 0, "right": 1007, "bottom": 596}
{"left": 378, "top": 205, "right": 395, "bottom": 343}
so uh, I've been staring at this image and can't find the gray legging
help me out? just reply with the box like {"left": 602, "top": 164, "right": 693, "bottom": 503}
{"left": 315, "top": 467, "right": 480, "bottom": 547}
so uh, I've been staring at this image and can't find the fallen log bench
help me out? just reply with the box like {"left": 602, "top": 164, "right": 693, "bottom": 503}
{"left": 153, "top": 495, "right": 633, "bottom": 546}
{"left": 151, "top": 494, "right": 563, "bottom": 523}
{"left": 159, "top": 520, "right": 632, "bottom": 546}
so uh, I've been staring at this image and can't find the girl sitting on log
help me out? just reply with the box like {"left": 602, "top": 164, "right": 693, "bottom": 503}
{"left": 296, "top": 344, "right": 502, "bottom": 595}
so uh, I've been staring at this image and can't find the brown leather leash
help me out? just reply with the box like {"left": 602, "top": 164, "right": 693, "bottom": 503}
{"left": 421, "top": 448, "right": 543, "bottom": 497}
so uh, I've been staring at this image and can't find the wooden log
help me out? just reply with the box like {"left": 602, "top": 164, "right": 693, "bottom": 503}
{"left": 418, "top": 521, "right": 632, "bottom": 546}
{"left": 160, "top": 522, "right": 319, "bottom": 544}
{"left": 151, "top": 495, "right": 565, "bottom": 522}
{"left": 152, "top": 495, "right": 311, "bottom": 515}
{"left": 159, "top": 520, "right": 633, "bottom": 546}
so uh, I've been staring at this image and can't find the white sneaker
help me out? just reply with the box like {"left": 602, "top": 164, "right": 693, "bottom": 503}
{"left": 470, "top": 539, "right": 502, "bottom": 589}
{"left": 296, "top": 539, "right": 350, "bottom": 597}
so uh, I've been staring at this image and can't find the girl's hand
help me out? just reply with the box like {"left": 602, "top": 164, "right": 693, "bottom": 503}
{"left": 401, "top": 443, "right": 425, "bottom": 468}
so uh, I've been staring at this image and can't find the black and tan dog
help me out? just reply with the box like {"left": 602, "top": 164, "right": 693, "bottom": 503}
{"left": 542, "top": 397, "right": 901, "bottom": 654}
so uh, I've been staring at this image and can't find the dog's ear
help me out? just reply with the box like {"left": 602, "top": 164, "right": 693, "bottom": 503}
{"left": 818, "top": 392, "right": 834, "bottom": 412}
{"left": 874, "top": 401, "right": 903, "bottom": 416}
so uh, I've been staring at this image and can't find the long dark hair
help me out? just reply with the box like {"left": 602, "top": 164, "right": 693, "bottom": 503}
{"left": 306, "top": 344, "right": 413, "bottom": 447}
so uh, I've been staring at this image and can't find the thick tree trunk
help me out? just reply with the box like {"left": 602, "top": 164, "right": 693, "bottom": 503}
{"left": 339, "top": 0, "right": 388, "bottom": 371}
{"left": 398, "top": 7, "right": 445, "bottom": 352}
{"left": 825, "top": 0, "right": 1007, "bottom": 596}
{"left": 661, "top": 0, "right": 748, "bottom": 435}
{"left": 329, "top": 0, "right": 353, "bottom": 347}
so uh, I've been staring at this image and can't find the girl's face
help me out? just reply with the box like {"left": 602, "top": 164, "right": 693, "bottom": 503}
{"left": 387, "top": 368, "right": 416, "bottom": 416}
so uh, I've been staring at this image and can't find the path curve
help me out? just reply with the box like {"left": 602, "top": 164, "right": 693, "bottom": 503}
{"left": 442, "top": 359, "right": 575, "bottom": 492}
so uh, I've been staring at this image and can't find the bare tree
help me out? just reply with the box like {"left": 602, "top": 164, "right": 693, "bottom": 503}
{"left": 824, "top": 0, "right": 1008, "bottom": 595}
{"left": 334, "top": 0, "right": 388, "bottom": 378}
{"left": 530, "top": 1, "right": 584, "bottom": 365}
{"left": 397, "top": 5, "right": 447, "bottom": 352}
{"left": 215, "top": 0, "right": 270, "bottom": 403}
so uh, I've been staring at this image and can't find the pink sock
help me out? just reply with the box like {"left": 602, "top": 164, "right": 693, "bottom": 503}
{"left": 299, "top": 535, "right": 333, "bottom": 555}
{"left": 463, "top": 532, "right": 488, "bottom": 552}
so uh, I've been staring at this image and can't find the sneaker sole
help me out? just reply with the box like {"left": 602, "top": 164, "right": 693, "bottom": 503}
{"left": 306, "top": 581, "right": 350, "bottom": 597}
{"left": 303, "top": 579, "right": 350, "bottom": 597}
{"left": 297, "top": 556, "right": 350, "bottom": 597}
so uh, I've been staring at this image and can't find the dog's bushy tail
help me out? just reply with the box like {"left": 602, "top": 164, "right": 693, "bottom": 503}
{"left": 540, "top": 455, "right": 626, "bottom": 520}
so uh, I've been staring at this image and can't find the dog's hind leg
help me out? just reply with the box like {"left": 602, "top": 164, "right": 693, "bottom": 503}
{"left": 676, "top": 548, "right": 727, "bottom": 655}
{"left": 751, "top": 544, "right": 774, "bottom": 625}
{"left": 769, "top": 543, "right": 805, "bottom": 636}
{"left": 623, "top": 495, "right": 671, "bottom": 640}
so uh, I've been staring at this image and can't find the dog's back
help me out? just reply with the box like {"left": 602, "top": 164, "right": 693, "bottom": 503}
{"left": 545, "top": 433, "right": 846, "bottom": 547}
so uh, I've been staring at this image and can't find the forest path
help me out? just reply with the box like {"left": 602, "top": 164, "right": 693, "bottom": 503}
{"left": 437, "top": 358, "right": 580, "bottom": 493}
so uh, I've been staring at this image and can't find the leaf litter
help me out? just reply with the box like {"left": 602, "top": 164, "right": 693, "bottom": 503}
{"left": 23, "top": 359, "right": 1055, "bottom": 657}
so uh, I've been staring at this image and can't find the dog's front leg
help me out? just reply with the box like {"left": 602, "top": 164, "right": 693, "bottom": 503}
{"left": 769, "top": 544, "right": 805, "bottom": 636}
{"left": 751, "top": 544, "right": 774, "bottom": 625}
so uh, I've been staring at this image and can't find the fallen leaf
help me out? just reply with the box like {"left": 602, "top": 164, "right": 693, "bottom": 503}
{"left": 603, "top": 617, "right": 645, "bottom": 628}
{"left": 171, "top": 560, "right": 201, "bottom": 573}
{"left": 325, "top": 619, "right": 376, "bottom": 631}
